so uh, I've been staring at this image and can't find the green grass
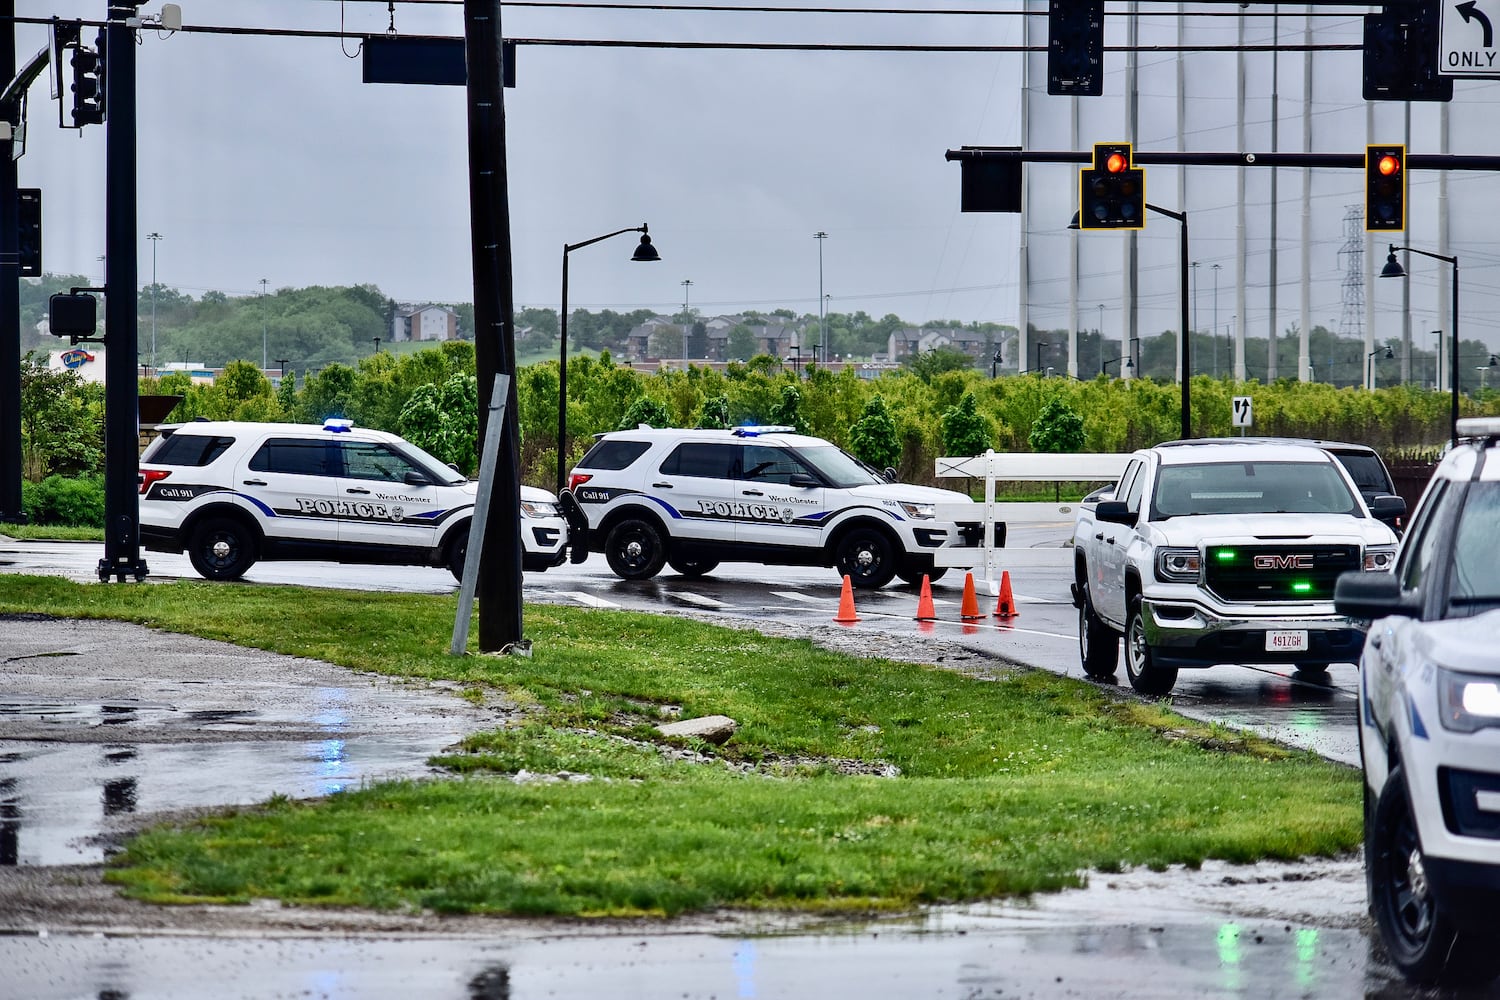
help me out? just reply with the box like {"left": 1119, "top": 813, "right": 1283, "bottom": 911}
{"left": 0, "top": 523, "right": 104, "bottom": 541}
{"left": 0, "top": 575, "right": 1361, "bottom": 917}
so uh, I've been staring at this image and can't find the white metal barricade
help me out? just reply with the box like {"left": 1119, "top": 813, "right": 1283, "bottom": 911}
{"left": 931, "top": 450, "right": 1131, "bottom": 586}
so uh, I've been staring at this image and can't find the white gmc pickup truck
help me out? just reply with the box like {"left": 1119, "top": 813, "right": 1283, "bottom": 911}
{"left": 1070, "top": 439, "right": 1403, "bottom": 695}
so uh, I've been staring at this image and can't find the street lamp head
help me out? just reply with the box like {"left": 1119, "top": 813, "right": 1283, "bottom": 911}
{"left": 1384, "top": 346, "right": 1394, "bottom": 360}
{"left": 631, "top": 228, "right": 660, "bottom": 262}
{"left": 1380, "top": 246, "right": 1407, "bottom": 278}
{"left": 1066, "top": 211, "right": 1080, "bottom": 230}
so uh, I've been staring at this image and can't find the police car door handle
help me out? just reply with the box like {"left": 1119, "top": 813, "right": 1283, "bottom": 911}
{"left": 346, "top": 487, "right": 371, "bottom": 495}
{"left": 242, "top": 479, "right": 267, "bottom": 486}
{"left": 742, "top": 489, "right": 765, "bottom": 497}
{"left": 651, "top": 482, "right": 673, "bottom": 489}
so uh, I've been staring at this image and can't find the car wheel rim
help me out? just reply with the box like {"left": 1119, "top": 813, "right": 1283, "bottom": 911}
{"left": 1127, "top": 618, "right": 1145, "bottom": 675}
{"left": 622, "top": 535, "right": 646, "bottom": 569}
{"left": 1390, "top": 815, "right": 1435, "bottom": 946}
{"left": 210, "top": 537, "right": 233, "bottom": 565}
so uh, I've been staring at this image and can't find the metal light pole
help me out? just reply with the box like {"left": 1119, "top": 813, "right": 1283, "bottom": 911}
{"left": 1034, "top": 341, "right": 1052, "bottom": 375}
{"left": 556, "top": 224, "right": 659, "bottom": 493}
{"left": 814, "top": 231, "right": 828, "bottom": 362}
{"left": 1367, "top": 346, "right": 1392, "bottom": 390}
{"left": 147, "top": 231, "right": 162, "bottom": 372}
{"left": 1211, "top": 263, "right": 1221, "bottom": 377}
{"left": 1431, "top": 329, "right": 1444, "bottom": 391}
{"left": 1382, "top": 245, "right": 1460, "bottom": 448}
{"left": 259, "top": 277, "right": 269, "bottom": 370}
{"left": 680, "top": 278, "right": 692, "bottom": 370}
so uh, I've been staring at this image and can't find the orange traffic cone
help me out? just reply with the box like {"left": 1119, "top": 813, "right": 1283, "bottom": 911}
{"left": 960, "top": 572, "right": 983, "bottom": 619}
{"left": 915, "top": 575, "right": 937, "bottom": 621}
{"left": 994, "top": 570, "right": 1018, "bottom": 619}
{"left": 834, "top": 574, "right": 860, "bottom": 624}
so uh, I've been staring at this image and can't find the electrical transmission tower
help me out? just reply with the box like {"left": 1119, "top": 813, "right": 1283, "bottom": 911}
{"left": 1338, "top": 206, "right": 1365, "bottom": 344}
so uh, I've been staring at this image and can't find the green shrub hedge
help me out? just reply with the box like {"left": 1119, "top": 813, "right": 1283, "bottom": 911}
{"left": 22, "top": 475, "right": 105, "bottom": 527}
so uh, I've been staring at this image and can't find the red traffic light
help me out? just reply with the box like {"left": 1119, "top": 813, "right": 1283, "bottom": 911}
{"left": 1377, "top": 153, "right": 1401, "bottom": 177}
{"left": 1105, "top": 152, "right": 1128, "bottom": 174}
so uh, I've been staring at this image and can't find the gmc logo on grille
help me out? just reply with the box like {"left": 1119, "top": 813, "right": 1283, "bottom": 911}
{"left": 1253, "top": 554, "right": 1314, "bottom": 570}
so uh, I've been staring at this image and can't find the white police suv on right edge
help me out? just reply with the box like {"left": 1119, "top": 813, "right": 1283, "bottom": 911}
{"left": 563, "top": 425, "right": 984, "bottom": 588}
{"left": 1335, "top": 417, "right": 1500, "bottom": 988}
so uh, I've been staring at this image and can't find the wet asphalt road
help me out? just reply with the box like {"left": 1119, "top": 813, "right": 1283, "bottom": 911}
{"left": 0, "top": 532, "right": 1434, "bottom": 999}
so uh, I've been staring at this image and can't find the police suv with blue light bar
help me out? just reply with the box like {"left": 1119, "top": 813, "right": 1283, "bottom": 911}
{"left": 138, "top": 419, "right": 571, "bottom": 581}
{"left": 564, "top": 425, "right": 983, "bottom": 588}
{"left": 1071, "top": 438, "right": 1402, "bottom": 696}
{"left": 1334, "top": 417, "right": 1500, "bottom": 988}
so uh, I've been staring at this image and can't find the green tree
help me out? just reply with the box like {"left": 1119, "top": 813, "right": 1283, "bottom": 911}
{"left": 940, "top": 392, "right": 994, "bottom": 457}
{"left": 768, "top": 384, "right": 810, "bottom": 434}
{"left": 906, "top": 346, "right": 976, "bottom": 383}
{"left": 619, "top": 396, "right": 672, "bottom": 430}
{"left": 698, "top": 394, "right": 730, "bottom": 429}
{"left": 848, "top": 395, "right": 900, "bottom": 470}
{"left": 1029, "top": 397, "right": 1086, "bottom": 453}
{"left": 19, "top": 352, "right": 104, "bottom": 480}
{"left": 727, "top": 324, "right": 758, "bottom": 361}
{"left": 295, "top": 364, "right": 358, "bottom": 423}
{"left": 398, "top": 374, "right": 479, "bottom": 474}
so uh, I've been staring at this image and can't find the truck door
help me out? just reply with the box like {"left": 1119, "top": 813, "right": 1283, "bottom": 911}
{"left": 1096, "top": 459, "right": 1144, "bottom": 627}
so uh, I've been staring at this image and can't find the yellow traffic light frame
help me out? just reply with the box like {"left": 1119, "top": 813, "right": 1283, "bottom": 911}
{"left": 1365, "top": 144, "right": 1406, "bottom": 233}
{"left": 1078, "top": 142, "right": 1145, "bottom": 231}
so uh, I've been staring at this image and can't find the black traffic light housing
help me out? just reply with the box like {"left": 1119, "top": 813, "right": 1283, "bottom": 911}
{"left": 48, "top": 292, "right": 99, "bottom": 342}
{"left": 1366, "top": 145, "right": 1406, "bottom": 232}
{"left": 1363, "top": 1, "right": 1451, "bottom": 103}
{"left": 1047, "top": 0, "right": 1104, "bottom": 97}
{"left": 17, "top": 189, "right": 40, "bottom": 277}
{"left": 67, "top": 29, "right": 106, "bottom": 127}
{"left": 1078, "top": 143, "right": 1144, "bottom": 230}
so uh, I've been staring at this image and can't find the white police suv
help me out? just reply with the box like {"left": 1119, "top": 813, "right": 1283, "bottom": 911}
{"left": 139, "top": 419, "right": 570, "bottom": 582}
{"left": 563, "top": 425, "right": 982, "bottom": 588}
{"left": 1335, "top": 417, "right": 1500, "bottom": 987}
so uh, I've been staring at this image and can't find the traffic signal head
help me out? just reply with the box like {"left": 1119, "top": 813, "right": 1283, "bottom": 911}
{"left": 1078, "top": 143, "right": 1144, "bottom": 230}
{"left": 1365, "top": 145, "right": 1405, "bottom": 232}
{"left": 17, "top": 189, "right": 41, "bottom": 278}
{"left": 1047, "top": 0, "right": 1104, "bottom": 97}
{"left": 68, "top": 31, "right": 106, "bottom": 127}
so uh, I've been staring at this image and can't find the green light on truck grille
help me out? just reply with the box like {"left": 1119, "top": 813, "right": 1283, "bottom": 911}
{"left": 1291, "top": 581, "right": 1313, "bottom": 593}
{"left": 1215, "top": 549, "right": 1237, "bottom": 562}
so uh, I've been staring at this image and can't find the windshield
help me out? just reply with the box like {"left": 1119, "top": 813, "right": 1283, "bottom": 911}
{"left": 1151, "top": 460, "right": 1359, "bottom": 519}
{"left": 393, "top": 441, "right": 467, "bottom": 485}
{"left": 795, "top": 445, "right": 886, "bottom": 488}
{"left": 1332, "top": 451, "right": 1393, "bottom": 496}
{"left": 1450, "top": 481, "right": 1500, "bottom": 614}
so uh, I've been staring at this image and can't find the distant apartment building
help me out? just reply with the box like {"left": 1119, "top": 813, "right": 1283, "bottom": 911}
{"left": 391, "top": 304, "right": 459, "bottom": 343}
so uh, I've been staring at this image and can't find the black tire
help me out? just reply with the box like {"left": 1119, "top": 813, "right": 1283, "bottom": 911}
{"left": 1078, "top": 584, "right": 1119, "bottom": 679}
{"left": 187, "top": 516, "right": 256, "bottom": 581}
{"left": 1124, "top": 596, "right": 1178, "bottom": 696}
{"left": 835, "top": 527, "right": 898, "bottom": 590}
{"left": 667, "top": 555, "right": 719, "bottom": 578}
{"left": 1369, "top": 766, "right": 1500, "bottom": 987}
{"left": 605, "top": 518, "right": 667, "bottom": 581}
{"left": 896, "top": 564, "right": 947, "bottom": 587}
{"left": 1295, "top": 662, "right": 1332, "bottom": 682}
{"left": 447, "top": 532, "right": 468, "bottom": 583}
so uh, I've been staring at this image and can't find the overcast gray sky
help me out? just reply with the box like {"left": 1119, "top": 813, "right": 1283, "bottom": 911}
{"left": 16, "top": 1, "right": 1500, "bottom": 351}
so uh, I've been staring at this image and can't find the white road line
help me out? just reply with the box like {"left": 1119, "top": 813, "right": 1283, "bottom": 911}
{"left": 559, "top": 591, "right": 620, "bottom": 609}
{"left": 675, "top": 592, "right": 728, "bottom": 609}
{"left": 771, "top": 591, "right": 828, "bottom": 604}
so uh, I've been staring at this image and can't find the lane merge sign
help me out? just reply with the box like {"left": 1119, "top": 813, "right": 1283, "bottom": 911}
{"left": 1441, "top": 0, "right": 1499, "bottom": 75}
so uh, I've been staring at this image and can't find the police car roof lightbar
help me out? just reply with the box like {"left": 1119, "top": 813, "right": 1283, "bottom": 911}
{"left": 732, "top": 425, "right": 797, "bottom": 437}
{"left": 322, "top": 418, "right": 354, "bottom": 433}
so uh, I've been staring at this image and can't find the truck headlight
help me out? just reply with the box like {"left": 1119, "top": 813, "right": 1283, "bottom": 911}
{"left": 520, "top": 499, "right": 562, "bottom": 519}
{"left": 1363, "top": 545, "right": 1396, "bottom": 572}
{"left": 899, "top": 501, "right": 936, "bottom": 520}
{"left": 1155, "top": 547, "right": 1201, "bottom": 583}
{"left": 1439, "top": 668, "right": 1500, "bottom": 734}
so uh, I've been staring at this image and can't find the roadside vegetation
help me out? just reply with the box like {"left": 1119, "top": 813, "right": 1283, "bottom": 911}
{"left": 1, "top": 575, "right": 1360, "bottom": 917}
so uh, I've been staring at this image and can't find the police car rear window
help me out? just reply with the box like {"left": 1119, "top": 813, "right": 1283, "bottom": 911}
{"left": 146, "top": 433, "right": 235, "bottom": 467}
{"left": 579, "top": 439, "right": 650, "bottom": 471}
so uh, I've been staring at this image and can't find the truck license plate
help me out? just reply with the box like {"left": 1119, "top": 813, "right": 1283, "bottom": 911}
{"left": 1266, "top": 630, "right": 1309, "bottom": 652}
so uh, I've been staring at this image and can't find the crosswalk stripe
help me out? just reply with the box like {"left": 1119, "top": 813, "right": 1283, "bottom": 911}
{"left": 771, "top": 591, "right": 826, "bottom": 604}
{"left": 675, "top": 592, "right": 728, "bottom": 609}
{"left": 559, "top": 591, "right": 620, "bottom": 609}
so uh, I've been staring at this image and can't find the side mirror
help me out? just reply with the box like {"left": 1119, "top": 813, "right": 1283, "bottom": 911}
{"left": 1369, "top": 494, "right": 1406, "bottom": 525}
{"left": 403, "top": 471, "right": 432, "bottom": 486}
{"left": 788, "top": 472, "right": 819, "bottom": 488}
{"left": 1334, "top": 570, "right": 1418, "bottom": 620}
{"left": 1095, "top": 500, "right": 1136, "bottom": 526}
{"left": 883, "top": 466, "right": 898, "bottom": 483}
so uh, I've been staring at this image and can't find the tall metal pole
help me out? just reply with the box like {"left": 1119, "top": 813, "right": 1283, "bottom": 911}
{"left": 464, "top": 0, "right": 523, "bottom": 650}
{"left": 100, "top": 0, "right": 146, "bottom": 582}
{"left": 1211, "top": 263, "right": 1221, "bottom": 377}
{"left": 0, "top": 0, "right": 24, "bottom": 524}
{"left": 147, "top": 232, "right": 162, "bottom": 371}
{"left": 259, "top": 277, "right": 268, "bottom": 370}
{"left": 557, "top": 247, "right": 570, "bottom": 494}
{"left": 814, "top": 231, "right": 827, "bottom": 363}
{"left": 680, "top": 278, "right": 691, "bottom": 369}
{"left": 1452, "top": 261, "right": 1459, "bottom": 449}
